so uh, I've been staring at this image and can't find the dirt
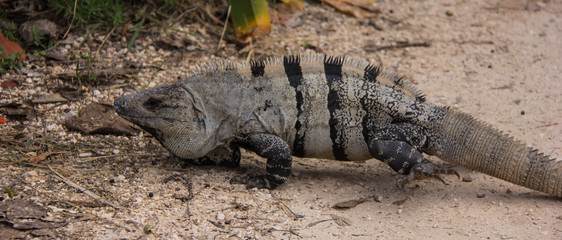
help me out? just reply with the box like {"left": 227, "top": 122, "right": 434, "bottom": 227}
{"left": 1, "top": 0, "right": 561, "bottom": 239}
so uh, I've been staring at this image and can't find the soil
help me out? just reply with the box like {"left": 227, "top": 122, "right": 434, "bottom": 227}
{"left": 1, "top": 0, "right": 561, "bottom": 239}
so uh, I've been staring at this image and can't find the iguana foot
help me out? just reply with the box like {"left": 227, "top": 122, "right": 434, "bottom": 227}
{"left": 230, "top": 174, "right": 279, "bottom": 189}
{"left": 396, "top": 162, "right": 459, "bottom": 189}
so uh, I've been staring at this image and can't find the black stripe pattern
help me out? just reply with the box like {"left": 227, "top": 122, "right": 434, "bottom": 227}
{"left": 324, "top": 56, "right": 348, "bottom": 161}
{"left": 361, "top": 64, "right": 381, "bottom": 145}
{"left": 250, "top": 60, "right": 266, "bottom": 77}
{"left": 283, "top": 56, "right": 306, "bottom": 157}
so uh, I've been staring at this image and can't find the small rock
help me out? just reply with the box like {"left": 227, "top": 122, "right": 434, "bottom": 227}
{"left": 79, "top": 152, "right": 92, "bottom": 157}
{"left": 462, "top": 176, "right": 473, "bottom": 182}
{"left": 476, "top": 193, "right": 486, "bottom": 198}
{"left": 46, "top": 123, "right": 57, "bottom": 131}
{"left": 217, "top": 213, "right": 225, "bottom": 221}
{"left": 291, "top": 170, "right": 300, "bottom": 177}
{"left": 22, "top": 170, "right": 39, "bottom": 182}
{"left": 19, "top": 20, "right": 60, "bottom": 46}
{"left": 65, "top": 110, "right": 77, "bottom": 118}
{"left": 536, "top": 1, "right": 546, "bottom": 8}
{"left": 116, "top": 175, "right": 126, "bottom": 181}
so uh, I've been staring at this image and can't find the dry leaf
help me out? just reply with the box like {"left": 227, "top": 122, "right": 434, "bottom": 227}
{"left": 27, "top": 152, "right": 63, "bottom": 164}
{"left": 278, "top": 202, "right": 303, "bottom": 220}
{"left": 0, "top": 32, "right": 25, "bottom": 60}
{"left": 64, "top": 103, "right": 139, "bottom": 136}
{"left": 32, "top": 93, "right": 68, "bottom": 104}
{"left": 332, "top": 197, "right": 368, "bottom": 209}
{"left": 0, "top": 101, "right": 36, "bottom": 121}
{"left": 1, "top": 80, "right": 19, "bottom": 88}
{"left": 0, "top": 199, "right": 67, "bottom": 230}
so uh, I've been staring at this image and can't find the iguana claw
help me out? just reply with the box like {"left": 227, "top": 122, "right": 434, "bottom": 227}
{"left": 397, "top": 162, "right": 459, "bottom": 189}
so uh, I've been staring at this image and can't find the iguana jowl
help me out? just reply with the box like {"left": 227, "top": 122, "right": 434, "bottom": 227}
{"left": 114, "top": 53, "right": 561, "bottom": 197}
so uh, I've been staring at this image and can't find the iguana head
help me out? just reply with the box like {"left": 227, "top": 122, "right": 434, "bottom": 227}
{"left": 114, "top": 83, "right": 211, "bottom": 159}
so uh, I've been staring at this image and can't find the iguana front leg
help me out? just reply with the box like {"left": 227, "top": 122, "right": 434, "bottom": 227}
{"left": 231, "top": 133, "right": 292, "bottom": 189}
{"left": 368, "top": 123, "right": 459, "bottom": 188}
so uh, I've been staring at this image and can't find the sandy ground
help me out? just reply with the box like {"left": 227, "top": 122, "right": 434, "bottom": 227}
{"left": 1, "top": 0, "right": 561, "bottom": 239}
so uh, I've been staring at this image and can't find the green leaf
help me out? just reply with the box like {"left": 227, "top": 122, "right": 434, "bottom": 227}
{"left": 227, "top": 0, "right": 271, "bottom": 43}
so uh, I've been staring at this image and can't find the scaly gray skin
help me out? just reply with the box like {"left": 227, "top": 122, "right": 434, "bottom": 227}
{"left": 114, "top": 53, "right": 561, "bottom": 197}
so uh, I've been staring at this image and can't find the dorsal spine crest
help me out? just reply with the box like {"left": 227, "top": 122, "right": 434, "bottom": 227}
{"left": 189, "top": 53, "right": 426, "bottom": 102}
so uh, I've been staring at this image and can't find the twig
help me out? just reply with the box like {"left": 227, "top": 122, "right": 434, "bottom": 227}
{"left": 47, "top": 165, "right": 122, "bottom": 210}
{"left": 217, "top": 5, "right": 231, "bottom": 51}
{"left": 269, "top": 227, "right": 302, "bottom": 238}
{"left": 76, "top": 153, "right": 158, "bottom": 162}
{"left": 62, "top": 0, "right": 78, "bottom": 40}
{"left": 306, "top": 219, "right": 331, "bottom": 228}
{"left": 278, "top": 202, "right": 304, "bottom": 220}
{"left": 96, "top": 26, "right": 116, "bottom": 54}
{"left": 163, "top": 173, "right": 194, "bottom": 218}
{"left": 364, "top": 41, "right": 431, "bottom": 51}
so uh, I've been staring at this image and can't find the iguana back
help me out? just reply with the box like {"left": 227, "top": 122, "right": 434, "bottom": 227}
{"left": 114, "top": 53, "right": 561, "bottom": 197}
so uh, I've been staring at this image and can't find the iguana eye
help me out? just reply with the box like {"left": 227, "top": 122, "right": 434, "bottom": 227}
{"left": 143, "top": 98, "right": 162, "bottom": 110}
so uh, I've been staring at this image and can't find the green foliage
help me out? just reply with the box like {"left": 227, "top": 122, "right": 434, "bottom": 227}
{"left": 31, "top": 25, "right": 56, "bottom": 49}
{"left": 4, "top": 188, "right": 14, "bottom": 198}
{"left": 0, "top": 46, "right": 24, "bottom": 75}
{"left": 49, "top": 0, "right": 190, "bottom": 50}
{"left": 49, "top": 0, "right": 189, "bottom": 27}
{"left": 71, "top": 52, "right": 98, "bottom": 87}
{"left": 227, "top": 0, "right": 271, "bottom": 41}
{"left": 0, "top": 18, "right": 20, "bottom": 42}
{"left": 50, "top": 0, "right": 128, "bottom": 26}
{"left": 127, "top": 17, "right": 145, "bottom": 51}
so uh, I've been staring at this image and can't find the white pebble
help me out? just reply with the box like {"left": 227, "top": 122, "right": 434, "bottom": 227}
{"left": 46, "top": 123, "right": 57, "bottom": 131}
{"left": 65, "top": 110, "right": 77, "bottom": 118}
{"left": 116, "top": 175, "right": 126, "bottom": 181}
{"left": 79, "top": 152, "right": 92, "bottom": 157}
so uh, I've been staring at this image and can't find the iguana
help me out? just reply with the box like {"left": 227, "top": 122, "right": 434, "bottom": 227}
{"left": 114, "top": 53, "right": 561, "bottom": 197}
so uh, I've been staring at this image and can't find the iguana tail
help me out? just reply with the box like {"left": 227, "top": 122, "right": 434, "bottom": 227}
{"left": 429, "top": 107, "right": 561, "bottom": 197}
